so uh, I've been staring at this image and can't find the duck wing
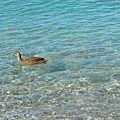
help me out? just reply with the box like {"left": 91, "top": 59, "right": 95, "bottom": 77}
{"left": 25, "top": 57, "right": 45, "bottom": 61}
{"left": 25, "top": 57, "right": 47, "bottom": 64}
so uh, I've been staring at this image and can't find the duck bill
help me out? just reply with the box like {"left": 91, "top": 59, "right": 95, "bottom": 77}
{"left": 13, "top": 53, "right": 16, "bottom": 56}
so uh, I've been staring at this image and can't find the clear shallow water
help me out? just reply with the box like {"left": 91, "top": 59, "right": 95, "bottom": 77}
{"left": 0, "top": 0, "right": 120, "bottom": 119}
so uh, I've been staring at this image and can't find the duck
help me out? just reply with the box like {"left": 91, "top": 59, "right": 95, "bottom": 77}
{"left": 13, "top": 51, "right": 48, "bottom": 65}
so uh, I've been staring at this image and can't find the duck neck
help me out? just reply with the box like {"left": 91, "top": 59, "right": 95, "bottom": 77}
{"left": 18, "top": 55, "right": 22, "bottom": 61}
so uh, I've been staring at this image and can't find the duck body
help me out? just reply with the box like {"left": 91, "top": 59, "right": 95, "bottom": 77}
{"left": 13, "top": 52, "right": 48, "bottom": 65}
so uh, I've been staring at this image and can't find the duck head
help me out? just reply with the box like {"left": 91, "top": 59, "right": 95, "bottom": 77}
{"left": 13, "top": 51, "right": 21, "bottom": 57}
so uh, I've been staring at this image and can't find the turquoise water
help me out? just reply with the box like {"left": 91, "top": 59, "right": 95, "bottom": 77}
{"left": 0, "top": 0, "right": 120, "bottom": 119}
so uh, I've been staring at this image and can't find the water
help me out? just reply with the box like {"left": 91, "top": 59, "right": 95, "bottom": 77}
{"left": 0, "top": 0, "right": 120, "bottom": 119}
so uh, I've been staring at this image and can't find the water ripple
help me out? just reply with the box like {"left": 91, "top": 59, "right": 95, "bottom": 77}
{"left": 0, "top": 0, "right": 120, "bottom": 119}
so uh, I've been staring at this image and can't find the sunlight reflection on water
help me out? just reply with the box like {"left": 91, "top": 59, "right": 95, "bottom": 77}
{"left": 0, "top": 0, "right": 120, "bottom": 119}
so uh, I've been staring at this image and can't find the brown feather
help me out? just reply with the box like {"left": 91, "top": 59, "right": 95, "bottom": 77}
{"left": 13, "top": 52, "right": 48, "bottom": 65}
